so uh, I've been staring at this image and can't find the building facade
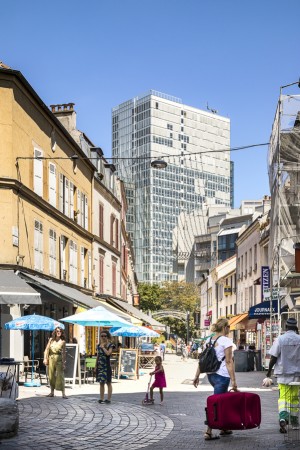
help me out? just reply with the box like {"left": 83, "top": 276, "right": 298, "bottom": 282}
{"left": 112, "top": 90, "right": 232, "bottom": 283}
{"left": 0, "top": 67, "right": 139, "bottom": 360}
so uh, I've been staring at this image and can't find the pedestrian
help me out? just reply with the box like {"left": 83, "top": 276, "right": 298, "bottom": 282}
{"left": 43, "top": 326, "right": 68, "bottom": 398}
{"left": 193, "top": 318, "right": 237, "bottom": 441}
{"left": 96, "top": 330, "right": 115, "bottom": 404}
{"left": 159, "top": 341, "right": 166, "bottom": 360}
{"left": 263, "top": 317, "right": 300, "bottom": 433}
{"left": 150, "top": 355, "right": 167, "bottom": 405}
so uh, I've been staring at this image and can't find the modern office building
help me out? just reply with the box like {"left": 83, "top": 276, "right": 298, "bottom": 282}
{"left": 112, "top": 91, "right": 232, "bottom": 283}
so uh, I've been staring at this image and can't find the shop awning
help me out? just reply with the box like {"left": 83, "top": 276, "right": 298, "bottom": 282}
{"left": 249, "top": 300, "right": 278, "bottom": 319}
{"left": 229, "top": 313, "right": 248, "bottom": 330}
{"left": 0, "top": 270, "right": 41, "bottom": 305}
{"left": 105, "top": 297, "right": 166, "bottom": 331}
{"left": 245, "top": 319, "right": 258, "bottom": 331}
{"left": 20, "top": 272, "right": 99, "bottom": 309}
{"left": 20, "top": 273, "right": 134, "bottom": 324}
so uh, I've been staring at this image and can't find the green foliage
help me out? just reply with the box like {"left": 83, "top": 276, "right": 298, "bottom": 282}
{"left": 160, "top": 281, "right": 199, "bottom": 311}
{"left": 137, "top": 282, "right": 163, "bottom": 312}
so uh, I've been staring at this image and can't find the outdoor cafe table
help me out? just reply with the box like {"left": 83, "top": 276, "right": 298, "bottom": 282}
{"left": 0, "top": 360, "right": 22, "bottom": 383}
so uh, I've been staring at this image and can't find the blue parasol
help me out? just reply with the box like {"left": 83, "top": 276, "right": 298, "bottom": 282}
{"left": 110, "top": 325, "right": 160, "bottom": 337}
{"left": 5, "top": 314, "right": 65, "bottom": 387}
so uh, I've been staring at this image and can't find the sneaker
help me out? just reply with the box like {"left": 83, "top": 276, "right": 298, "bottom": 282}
{"left": 279, "top": 419, "right": 287, "bottom": 434}
{"left": 98, "top": 399, "right": 105, "bottom": 404}
{"left": 104, "top": 399, "right": 111, "bottom": 404}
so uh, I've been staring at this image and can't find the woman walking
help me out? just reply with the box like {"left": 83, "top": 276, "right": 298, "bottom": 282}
{"left": 43, "top": 326, "right": 68, "bottom": 398}
{"left": 193, "top": 318, "right": 237, "bottom": 440}
{"left": 96, "top": 330, "right": 115, "bottom": 404}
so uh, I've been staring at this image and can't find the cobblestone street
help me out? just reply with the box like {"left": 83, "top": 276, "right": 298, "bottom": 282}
{"left": 0, "top": 355, "right": 297, "bottom": 450}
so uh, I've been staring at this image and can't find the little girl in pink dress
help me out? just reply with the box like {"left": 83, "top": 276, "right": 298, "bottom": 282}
{"left": 150, "top": 356, "right": 167, "bottom": 405}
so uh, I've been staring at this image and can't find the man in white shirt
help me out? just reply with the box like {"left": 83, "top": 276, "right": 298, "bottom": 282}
{"left": 266, "top": 317, "right": 300, "bottom": 433}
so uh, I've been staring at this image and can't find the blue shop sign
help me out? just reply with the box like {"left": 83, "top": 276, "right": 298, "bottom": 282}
{"left": 249, "top": 300, "right": 278, "bottom": 319}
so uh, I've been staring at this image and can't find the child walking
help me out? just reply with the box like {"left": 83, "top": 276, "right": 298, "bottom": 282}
{"left": 150, "top": 356, "right": 167, "bottom": 405}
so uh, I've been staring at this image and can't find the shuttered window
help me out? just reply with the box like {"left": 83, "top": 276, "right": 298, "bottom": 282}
{"left": 34, "top": 220, "right": 43, "bottom": 271}
{"left": 80, "top": 247, "right": 85, "bottom": 287}
{"left": 49, "top": 229, "right": 57, "bottom": 276}
{"left": 34, "top": 149, "right": 43, "bottom": 196}
{"left": 99, "top": 256, "right": 104, "bottom": 294}
{"left": 99, "top": 203, "right": 104, "bottom": 240}
{"left": 112, "top": 263, "right": 116, "bottom": 296}
{"left": 49, "top": 163, "right": 57, "bottom": 207}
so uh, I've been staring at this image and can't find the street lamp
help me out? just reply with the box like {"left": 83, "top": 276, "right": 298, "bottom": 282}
{"left": 151, "top": 159, "right": 168, "bottom": 169}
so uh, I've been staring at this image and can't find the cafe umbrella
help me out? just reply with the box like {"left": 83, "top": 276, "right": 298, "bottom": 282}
{"left": 110, "top": 325, "right": 160, "bottom": 338}
{"left": 5, "top": 314, "right": 65, "bottom": 387}
{"left": 60, "top": 305, "right": 132, "bottom": 328}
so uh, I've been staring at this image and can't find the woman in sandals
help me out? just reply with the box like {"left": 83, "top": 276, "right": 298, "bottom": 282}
{"left": 96, "top": 330, "right": 115, "bottom": 403}
{"left": 193, "top": 318, "right": 237, "bottom": 441}
{"left": 43, "top": 326, "right": 68, "bottom": 398}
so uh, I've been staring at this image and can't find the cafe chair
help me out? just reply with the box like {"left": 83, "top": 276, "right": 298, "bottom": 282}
{"left": 85, "top": 357, "right": 96, "bottom": 383}
{"left": 23, "top": 356, "right": 42, "bottom": 383}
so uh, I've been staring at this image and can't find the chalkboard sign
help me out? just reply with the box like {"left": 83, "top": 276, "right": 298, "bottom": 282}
{"left": 65, "top": 344, "right": 81, "bottom": 388}
{"left": 118, "top": 349, "right": 138, "bottom": 380}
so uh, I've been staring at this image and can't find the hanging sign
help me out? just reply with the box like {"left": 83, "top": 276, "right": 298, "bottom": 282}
{"left": 261, "top": 266, "right": 270, "bottom": 300}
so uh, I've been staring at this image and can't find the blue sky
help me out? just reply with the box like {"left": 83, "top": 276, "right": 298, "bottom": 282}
{"left": 1, "top": 0, "right": 300, "bottom": 206}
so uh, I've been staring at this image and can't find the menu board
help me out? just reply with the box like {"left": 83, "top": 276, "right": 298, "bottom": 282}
{"left": 118, "top": 349, "right": 138, "bottom": 380}
{"left": 65, "top": 344, "right": 81, "bottom": 387}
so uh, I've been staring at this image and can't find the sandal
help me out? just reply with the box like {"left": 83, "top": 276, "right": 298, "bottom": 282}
{"left": 204, "top": 432, "right": 220, "bottom": 441}
{"left": 62, "top": 395, "right": 68, "bottom": 399}
{"left": 220, "top": 430, "right": 233, "bottom": 436}
{"left": 46, "top": 393, "right": 54, "bottom": 397}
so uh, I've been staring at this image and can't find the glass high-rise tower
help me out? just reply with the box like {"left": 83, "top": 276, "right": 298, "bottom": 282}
{"left": 112, "top": 91, "right": 232, "bottom": 283}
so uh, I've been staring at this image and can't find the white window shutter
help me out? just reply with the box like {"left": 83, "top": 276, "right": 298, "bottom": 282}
{"left": 34, "top": 149, "right": 43, "bottom": 196}
{"left": 77, "top": 189, "right": 81, "bottom": 226}
{"left": 80, "top": 247, "right": 85, "bottom": 287}
{"left": 84, "top": 196, "right": 88, "bottom": 230}
{"left": 70, "top": 182, "right": 74, "bottom": 219}
{"left": 49, "top": 163, "right": 57, "bottom": 207}
{"left": 88, "top": 251, "right": 92, "bottom": 289}
{"left": 34, "top": 221, "right": 39, "bottom": 270}
{"left": 74, "top": 243, "right": 78, "bottom": 284}
{"left": 81, "top": 193, "right": 84, "bottom": 227}
{"left": 65, "top": 178, "right": 69, "bottom": 216}
{"left": 60, "top": 236, "right": 66, "bottom": 279}
{"left": 59, "top": 174, "right": 64, "bottom": 212}
{"left": 69, "top": 240, "right": 74, "bottom": 283}
{"left": 53, "top": 231, "right": 57, "bottom": 276}
{"left": 39, "top": 223, "right": 43, "bottom": 271}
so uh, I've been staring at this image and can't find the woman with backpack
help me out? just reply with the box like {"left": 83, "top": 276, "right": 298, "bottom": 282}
{"left": 193, "top": 318, "right": 237, "bottom": 441}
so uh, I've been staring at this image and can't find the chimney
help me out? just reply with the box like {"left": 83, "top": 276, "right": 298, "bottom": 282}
{"left": 50, "top": 103, "right": 76, "bottom": 133}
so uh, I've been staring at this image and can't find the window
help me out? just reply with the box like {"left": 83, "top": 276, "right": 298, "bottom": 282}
{"left": 34, "top": 220, "right": 43, "bottom": 271}
{"left": 49, "top": 163, "right": 57, "bottom": 207}
{"left": 99, "top": 255, "right": 104, "bottom": 294}
{"left": 75, "top": 189, "right": 88, "bottom": 229}
{"left": 80, "top": 247, "right": 85, "bottom": 287}
{"left": 99, "top": 203, "right": 104, "bottom": 240}
{"left": 49, "top": 229, "right": 57, "bottom": 276}
{"left": 60, "top": 236, "right": 67, "bottom": 280}
{"left": 112, "top": 263, "right": 117, "bottom": 296}
{"left": 115, "top": 218, "right": 119, "bottom": 250}
{"left": 88, "top": 251, "right": 92, "bottom": 289}
{"left": 59, "top": 174, "right": 75, "bottom": 219}
{"left": 69, "top": 240, "right": 78, "bottom": 284}
{"left": 34, "top": 148, "right": 43, "bottom": 196}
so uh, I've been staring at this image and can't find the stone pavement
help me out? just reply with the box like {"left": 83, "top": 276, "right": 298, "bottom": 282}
{"left": 0, "top": 354, "right": 298, "bottom": 450}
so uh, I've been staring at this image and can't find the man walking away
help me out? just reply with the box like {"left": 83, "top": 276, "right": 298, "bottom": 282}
{"left": 265, "top": 317, "right": 300, "bottom": 433}
{"left": 159, "top": 341, "right": 166, "bottom": 361}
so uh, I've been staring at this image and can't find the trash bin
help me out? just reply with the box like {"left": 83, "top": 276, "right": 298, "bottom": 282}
{"left": 254, "top": 350, "right": 262, "bottom": 371}
{"left": 248, "top": 350, "right": 255, "bottom": 371}
{"left": 234, "top": 350, "right": 249, "bottom": 372}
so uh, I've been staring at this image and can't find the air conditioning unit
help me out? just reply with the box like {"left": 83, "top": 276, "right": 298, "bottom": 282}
{"left": 97, "top": 172, "right": 104, "bottom": 181}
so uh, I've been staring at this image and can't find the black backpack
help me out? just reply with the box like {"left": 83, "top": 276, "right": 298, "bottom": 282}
{"left": 199, "top": 336, "right": 225, "bottom": 373}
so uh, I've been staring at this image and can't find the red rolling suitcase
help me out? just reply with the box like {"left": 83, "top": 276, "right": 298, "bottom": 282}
{"left": 205, "top": 391, "right": 261, "bottom": 430}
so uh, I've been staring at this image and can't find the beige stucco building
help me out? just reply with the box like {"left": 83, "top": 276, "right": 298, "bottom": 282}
{"left": 0, "top": 66, "right": 139, "bottom": 361}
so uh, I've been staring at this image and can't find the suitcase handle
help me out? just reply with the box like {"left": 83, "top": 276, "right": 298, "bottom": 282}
{"left": 213, "top": 403, "right": 218, "bottom": 422}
